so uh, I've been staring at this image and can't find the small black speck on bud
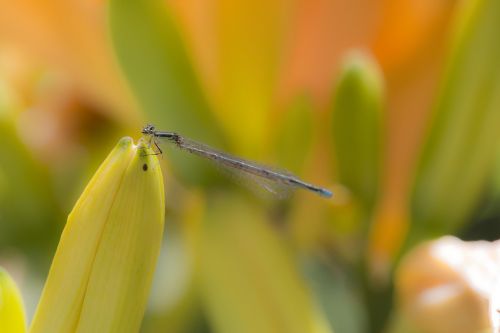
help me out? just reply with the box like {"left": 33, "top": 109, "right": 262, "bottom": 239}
{"left": 142, "top": 163, "right": 148, "bottom": 171}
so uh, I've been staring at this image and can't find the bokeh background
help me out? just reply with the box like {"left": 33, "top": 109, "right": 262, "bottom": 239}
{"left": 1, "top": 0, "right": 500, "bottom": 332}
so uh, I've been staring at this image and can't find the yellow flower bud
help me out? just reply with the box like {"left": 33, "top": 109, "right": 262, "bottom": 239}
{"left": 30, "top": 137, "right": 165, "bottom": 333}
{"left": 0, "top": 267, "right": 27, "bottom": 333}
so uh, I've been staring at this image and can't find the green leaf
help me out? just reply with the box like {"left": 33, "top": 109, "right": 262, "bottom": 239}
{"left": 412, "top": 0, "right": 500, "bottom": 233}
{"left": 108, "top": 0, "right": 224, "bottom": 183}
{"left": 199, "top": 195, "right": 333, "bottom": 333}
{"left": 302, "top": 258, "right": 367, "bottom": 333}
{"left": 0, "top": 82, "right": 60, "bottom": 262}
{"left": 330, "top": 51, "right": 384, "bottom": 212}
{"left": 0, "top": 267, "right": 26, "bottom": 333}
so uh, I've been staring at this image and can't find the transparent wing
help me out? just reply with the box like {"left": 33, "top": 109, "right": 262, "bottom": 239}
{"left": 156, "top": 136, "right": 332, "bottom": 198}
{"left": 215, "top": 161, "right": 295, "bottom": 199}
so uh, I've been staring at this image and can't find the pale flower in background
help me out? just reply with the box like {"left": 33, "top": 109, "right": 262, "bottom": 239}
{"left": 396, "top": 236, "right": 500, "bottom": 333}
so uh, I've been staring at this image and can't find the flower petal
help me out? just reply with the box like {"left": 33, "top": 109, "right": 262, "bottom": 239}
{"left": 30, "top": 137, "right": 165, "bottom": 333}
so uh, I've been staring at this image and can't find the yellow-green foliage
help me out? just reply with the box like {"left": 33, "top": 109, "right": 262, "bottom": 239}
{"left": 200, "top": 196, "right": 332, "bottom": 333}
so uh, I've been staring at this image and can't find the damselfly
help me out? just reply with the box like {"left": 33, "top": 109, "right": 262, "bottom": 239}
{"left": 142, "top": 124, "right": 332, "bottom": 198}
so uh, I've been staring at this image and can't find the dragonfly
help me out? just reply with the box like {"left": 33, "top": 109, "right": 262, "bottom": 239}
{"left": 141, "top": 124, "right": 332, "bottom": 198}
